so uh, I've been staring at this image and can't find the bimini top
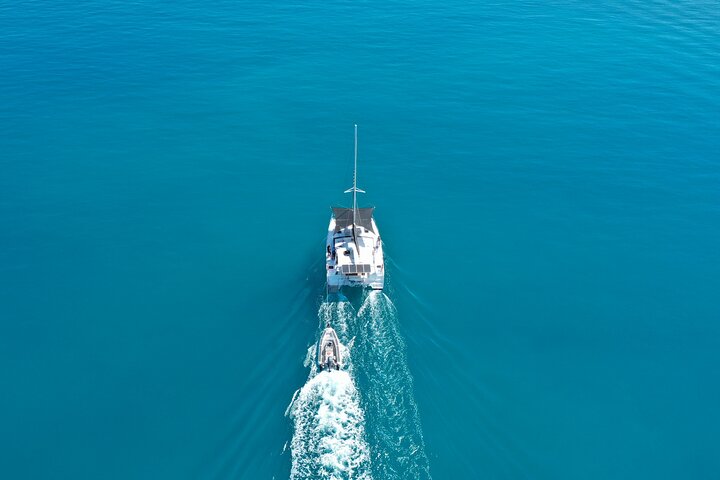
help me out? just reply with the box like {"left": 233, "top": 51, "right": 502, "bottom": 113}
{"left": 332, "top": 207, "right": 375, "bottom": 233}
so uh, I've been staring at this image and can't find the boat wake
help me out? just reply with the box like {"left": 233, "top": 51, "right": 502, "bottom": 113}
{"left": 355, "top": 291, "right": 432, "bottom": 480}
{"left": 287, "top": 303, "right": 371, "bottom": 480}
{"left": 318, "top": 300, "right": 355, "bottom": 341}
{"left": 288, "top": 294, "right": 430, "bottom": 479}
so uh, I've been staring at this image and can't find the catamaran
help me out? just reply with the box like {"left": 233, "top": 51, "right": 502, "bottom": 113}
{"left": 326, "top": 125, "right": 384, "bottom": 293}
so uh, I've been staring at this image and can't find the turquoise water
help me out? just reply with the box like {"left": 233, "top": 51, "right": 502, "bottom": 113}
{"left": 2, "top": 1, "right": 719, "bottom": 478}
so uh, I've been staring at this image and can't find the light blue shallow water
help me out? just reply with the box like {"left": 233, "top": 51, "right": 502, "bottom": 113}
{"left": 1, "top": 1, "right": 719, "bottom": 478}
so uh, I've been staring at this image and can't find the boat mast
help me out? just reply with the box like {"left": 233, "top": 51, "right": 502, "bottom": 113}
{"left": 353, "top": 124, "right": 358, "bottom": 227}
{"left": 344, "top": 124, "right": 365, "bottom": 245}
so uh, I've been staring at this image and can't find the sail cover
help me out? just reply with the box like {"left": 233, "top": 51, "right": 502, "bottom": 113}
{"left": 332, "top": 207, "right": 375, "bottom": 233}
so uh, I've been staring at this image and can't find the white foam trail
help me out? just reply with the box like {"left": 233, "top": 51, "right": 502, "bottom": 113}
{"left": 288, "top": 301, "right": 371, "bottom": 479}
{"left": 356, "top": 291, "right": 432, "bottom": 479}
{"left": 318, "top": 301, "right": 355, "bottom": 339}
{"left": 304, "top": 343, "right": 319, "bottom": 379}
{"left": 288, "top": 370, "right": 372, "bottom": 480}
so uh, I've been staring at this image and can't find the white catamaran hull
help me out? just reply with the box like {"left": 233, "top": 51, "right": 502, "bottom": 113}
{"left": 326, "top": 216, "right": 384, "bottom": 292}
{"left": 325, "top": 124, "right": 385, "bottom": 293}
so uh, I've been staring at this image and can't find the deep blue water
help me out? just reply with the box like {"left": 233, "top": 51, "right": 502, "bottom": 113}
{"left": 1, "top": 1, "right": 719, "bottom": 478}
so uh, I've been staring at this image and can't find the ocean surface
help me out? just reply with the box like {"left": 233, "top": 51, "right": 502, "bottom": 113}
{"left": 1, "top": 1, "right": 719, "bottom": 478}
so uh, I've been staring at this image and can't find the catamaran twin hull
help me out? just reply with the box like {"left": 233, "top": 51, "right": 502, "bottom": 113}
{"left": 326, "top": 207, "right": 384, "bottom": 292}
